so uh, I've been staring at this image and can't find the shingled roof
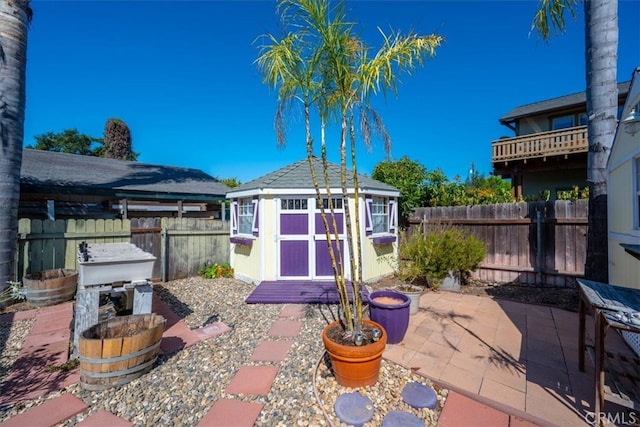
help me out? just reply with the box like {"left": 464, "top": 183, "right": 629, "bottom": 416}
{"left": 499, "top": 81, "right": 631, "bottom": 125}
{"left": 227, "top": 157, "right": 399, "bottom": 195}
{"left": 21, "top": 149, "right": 229, "bottom": 201}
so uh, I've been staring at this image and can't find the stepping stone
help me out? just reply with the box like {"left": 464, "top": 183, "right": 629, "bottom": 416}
{"left": 401, "top": 381, "right": 438, "bottom": 409}
{"left": 193, "top": 322, "right": 231, "bottom": 341}
{"left": 198, "top": 399, "right": 263, "bottom": 427}
{"left": 250, "top": 340, "right": 292, "bottom": 362}
{"left": 225, "top": 366, "right": 279, "bottom": 396}
{"left": 334, "top": 392, "right": 374, "bottom": 426}
{"left": 279, "top": 304, "right": 307, "bottom": 319}
{"left": 268, "top": 320, "right": 302, "bottom": 338}
{"left": 77, "top": 409, "right": 133, "bottom": 426}
{"left": 382, "top": 410, "right": 424, "bottom": 427}
{"left": 0, "top": 393, "right": 87, "bottom": 427}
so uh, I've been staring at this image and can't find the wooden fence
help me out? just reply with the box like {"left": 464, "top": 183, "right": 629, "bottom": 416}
{"left": 16, "top": 217, "right": 230, "bottom": 282}
{"left": 409, "top": 200, "right": 588, "bottom": 287}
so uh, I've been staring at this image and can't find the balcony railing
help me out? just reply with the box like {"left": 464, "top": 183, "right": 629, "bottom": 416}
{"left": 492, "top": 125, "right": 588, "bottom": 164}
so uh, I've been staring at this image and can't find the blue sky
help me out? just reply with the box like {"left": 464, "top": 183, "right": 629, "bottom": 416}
{"left": 24, "top": 1, "right": 640, "bottom": 184}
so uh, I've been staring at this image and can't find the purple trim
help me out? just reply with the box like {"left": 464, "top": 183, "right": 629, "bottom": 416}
{"left": 365, "top": 196, "right": 372, "bottom": 236}
{"left": 372, "top": 235, "right": 396, "bottom": 245}
{"left": 230, "top": 236, "right": 253, "bottom": 246}
{"left": 253, "top": 198, "right": 259, "bottom": 237}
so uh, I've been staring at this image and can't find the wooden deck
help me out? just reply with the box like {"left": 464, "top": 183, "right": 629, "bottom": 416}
{"left": 245, "top": 280, "right": 369, "bottom": 304}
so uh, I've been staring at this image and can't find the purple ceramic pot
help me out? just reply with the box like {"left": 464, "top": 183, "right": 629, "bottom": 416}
{"left": 368, "top": 290, "right": 411, "bottom": 344}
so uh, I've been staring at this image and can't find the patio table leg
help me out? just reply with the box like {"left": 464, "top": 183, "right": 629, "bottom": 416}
{"left": 579, "top": 296, "right": 586, "bottom": 372}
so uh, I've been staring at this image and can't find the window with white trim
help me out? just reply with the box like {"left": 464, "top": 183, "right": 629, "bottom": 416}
{"left": 239, "top": 198, "right": 254, "bottom": 234}
{"left": 371, "top": 196, "right": 388, "bottom": 233}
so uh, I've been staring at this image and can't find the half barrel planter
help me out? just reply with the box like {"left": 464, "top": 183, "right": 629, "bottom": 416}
{"left": 22, "top": 268, "right": 78, "bottom": 307}
{"left": 368, "top": 290, "right": 410, "bottom": 344}
{"left": 78, "top": 313, "right": 166, "bottom": 391}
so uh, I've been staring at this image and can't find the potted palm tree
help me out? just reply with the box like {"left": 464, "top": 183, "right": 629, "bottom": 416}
{"left": 256, "top": 0, "right": 442, "bottom": 387}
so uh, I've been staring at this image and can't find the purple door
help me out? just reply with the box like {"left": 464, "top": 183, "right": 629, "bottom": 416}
{"left": 279, "top": 212, "right": 309, "bottom": 277}
{"left": 314, "top": 212, "right": 344, "bottom": 278}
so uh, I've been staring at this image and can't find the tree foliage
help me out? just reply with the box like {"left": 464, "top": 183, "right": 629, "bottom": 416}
{"left": 28, "top": 120, "right": 139, "bottom": 160}
{"left": 217, "top": 177, "right": 242, "bottom": 188}
{"left": 28, "top": 129, "right": 103, "bottom": 156}
{"left": 103, "top": 118, "right": 136, "bottom": 160}
{"left": 424, "top": 170, "right": 514, "bottom": 207}
{"left": 371, "top": 156, "right": 427, "bottom": 226}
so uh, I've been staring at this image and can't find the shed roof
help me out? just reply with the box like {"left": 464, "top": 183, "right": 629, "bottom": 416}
{"left": 227, "top": 157, "right": 399, "bottom": 196}
{"left": 20, "top": 149, "right": 229, "bottom": 201}
{"left": 499, "top": 81, "right": 631, "bottom": 124}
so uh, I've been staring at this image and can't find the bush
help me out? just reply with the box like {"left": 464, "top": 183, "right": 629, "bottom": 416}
{"left": 199, "top": 263, "right": 234, "bottom": 279}
{"left": 397, "top": 227, "right": 486, "bottom": 286}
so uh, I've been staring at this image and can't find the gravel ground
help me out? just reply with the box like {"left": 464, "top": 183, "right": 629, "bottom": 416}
{"left": 0, "top": 277, "right": 447, "bottom": 426}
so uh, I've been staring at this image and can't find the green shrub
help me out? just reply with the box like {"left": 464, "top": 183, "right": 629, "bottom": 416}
{"left": 199, "top": 262, "right": 234, "bottom": 279}
{"left": 397, "top": 227, "right": 486, "bottom": 286}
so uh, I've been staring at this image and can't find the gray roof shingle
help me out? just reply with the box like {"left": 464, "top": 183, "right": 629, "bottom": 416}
{"left": 227, "top": 157, "right": 399, "bottom": 195}
{"left": 21, "top": 149, "right": 229, "bottom": 199}
{"left": 499, "top": 81, "right": 631, "bottom": 124}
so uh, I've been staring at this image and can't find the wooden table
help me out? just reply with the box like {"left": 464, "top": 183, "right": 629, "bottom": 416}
{"left": 577, "top": 279, "right": 640, "bottom": 417}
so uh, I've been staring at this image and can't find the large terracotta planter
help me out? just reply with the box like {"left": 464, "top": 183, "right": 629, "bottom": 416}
{"left": 368, "top": 290, "right": 410, "bottom": 344}
{"left": 322, "top": 319, "right": 387, "bottom": 388}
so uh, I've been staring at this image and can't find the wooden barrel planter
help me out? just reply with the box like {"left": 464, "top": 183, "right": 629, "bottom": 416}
{"left": 78, "top": 313, "right": 166, "bottom": 391}
{"left": 22, "top": 269, "right": 78, "bottom": 307}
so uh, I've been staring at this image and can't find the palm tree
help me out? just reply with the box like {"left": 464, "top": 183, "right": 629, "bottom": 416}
{"left": 258, "top": 0, "right": 442, "bottom": 339}
{"left": 0, "top": 0, "right": 31, "bottom": 296}
{"left": 532, "top": 0, "right": 618, "bottom": 282}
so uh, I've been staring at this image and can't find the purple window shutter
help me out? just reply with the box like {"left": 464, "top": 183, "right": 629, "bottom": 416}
{"left": 364, "top": 196, "right": 373, "bottom": 236}
{"left": 252, "top": 198, "right": 259, "bottom": 237}
{"left": 388, "top": 199, "right": 397, "bottom": 234}
{"left": 230, "top": 200, "right": 238, "bottom": 235}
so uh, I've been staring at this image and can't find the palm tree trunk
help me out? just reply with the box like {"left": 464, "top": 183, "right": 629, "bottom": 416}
{"left": 0, "top": 0, "right": 30, "bottom": 293}
{"left": 584, "top": 0, "right": 618, "bottom": 282}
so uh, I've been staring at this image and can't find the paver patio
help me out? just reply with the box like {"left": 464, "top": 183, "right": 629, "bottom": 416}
{"left": 383, "top": 290, "right": 639, "bottom": 426}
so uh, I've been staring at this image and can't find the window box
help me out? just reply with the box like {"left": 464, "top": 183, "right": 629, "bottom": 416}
{"left": 371, "top": 234, "right": 396, "bottom": 245}
{"left": 230, "top": 236, "right": 254, "bottom": 246}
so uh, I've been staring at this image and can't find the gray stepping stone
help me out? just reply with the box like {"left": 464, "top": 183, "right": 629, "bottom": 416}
{"left": 382, "top": 410, "right": 424, "bottom": 426}
{"left": 401, "top": 381, "right": 438, "bottom": 409}
{"left": 334, "top": 392, "right": 374, "bottom": 426}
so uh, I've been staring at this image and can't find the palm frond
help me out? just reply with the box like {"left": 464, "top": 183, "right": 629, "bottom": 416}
{"left": 530, "top": 0, "right": 578, "bottom": 41}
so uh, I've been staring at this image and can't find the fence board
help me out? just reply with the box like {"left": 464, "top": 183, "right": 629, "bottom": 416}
{"left": 16, "top": 217, "right": 230, "bottom": 283}
{"left": 410, "top": 200, "right": 587, "bottom": 287}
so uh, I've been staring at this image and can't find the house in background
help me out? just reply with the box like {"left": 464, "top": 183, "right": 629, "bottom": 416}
{"left": 19, "top": 149, "right": 229, "bottom": 220}
{"left": 225, "top": 158, "right": 400, "bottom": 285}
{"left": 607, "top": 67, "right": 640, "bottom": 290}
{"left": 492, "top": 81, "right": 631, "bottom": 200}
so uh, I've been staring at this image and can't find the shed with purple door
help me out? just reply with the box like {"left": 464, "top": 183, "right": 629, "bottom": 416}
{"left": 225, "top": 158, "right": 400, "bottom": 285}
